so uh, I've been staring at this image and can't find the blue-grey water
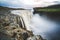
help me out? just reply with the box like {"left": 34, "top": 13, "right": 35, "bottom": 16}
{"left": 31, "top": 13, "right": 60, "bottom": 40}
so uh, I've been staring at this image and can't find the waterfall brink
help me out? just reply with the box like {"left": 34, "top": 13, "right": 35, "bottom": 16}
{"left": 11, "top": 10, "right": 33, "bottom": 31}
{"left": 0, "top": 7, "right": 45, "bottom": 40}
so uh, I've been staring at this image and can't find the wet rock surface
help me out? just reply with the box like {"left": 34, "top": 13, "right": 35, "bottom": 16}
{"left": 0, "top": 20, "right": 44, "bottom": 40}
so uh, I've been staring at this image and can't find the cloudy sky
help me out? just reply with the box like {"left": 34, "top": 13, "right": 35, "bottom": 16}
{"left": 0, "top": 0, "right": 60, "bottom": 8}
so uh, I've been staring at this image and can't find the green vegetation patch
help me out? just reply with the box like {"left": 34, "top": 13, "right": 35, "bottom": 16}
{"left": 35, "top": 8, "right": 60, "bottom": 12}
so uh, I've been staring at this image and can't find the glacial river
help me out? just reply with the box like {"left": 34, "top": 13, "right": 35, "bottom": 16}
{"left": 31, "top": 13, "right": 60, "bottom": 40}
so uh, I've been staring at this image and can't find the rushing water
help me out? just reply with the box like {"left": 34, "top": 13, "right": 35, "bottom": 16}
{"left": 11, "top": 10, "right": 60, "bottom": 40}
{"left": 31, "top": 13, "right": 60, "bottom": 40}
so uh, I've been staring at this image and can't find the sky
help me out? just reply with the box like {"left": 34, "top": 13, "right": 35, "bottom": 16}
{"left": 0, "top": 0, "right": 60, "bottom": 8}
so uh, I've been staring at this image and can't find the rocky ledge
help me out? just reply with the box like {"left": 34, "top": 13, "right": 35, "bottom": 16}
{"left": 0, "top": 20, "right": 45, "bottom": 40}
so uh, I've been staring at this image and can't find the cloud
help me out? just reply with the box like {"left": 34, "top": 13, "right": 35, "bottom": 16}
{"left": 0, "top": 0, "right": 60, "bottom": 8}
{"left": 54, "top": 1, "right": 60, "bottom": 4}
{"left": 0, "top": 0, "right": 24, "bottom": 8}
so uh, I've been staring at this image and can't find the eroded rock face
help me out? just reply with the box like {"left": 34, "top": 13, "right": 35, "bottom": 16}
{"left": 0, "top": 16, "right": 44, "bottom": 40}
{"left": 0, "top": 23, "right": 32, "bottom": 40}
{"left": 0, "top": 20, "right": 44, "bottom": 40}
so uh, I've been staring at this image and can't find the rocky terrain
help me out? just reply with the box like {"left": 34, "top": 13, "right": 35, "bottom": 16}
{"left": 0, "top": 15, "right": 44, "bottom": 40}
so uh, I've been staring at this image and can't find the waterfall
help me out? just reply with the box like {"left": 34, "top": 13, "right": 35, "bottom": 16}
{"left": 11, "top": 10, "right": 33, "bottom": 31}
{"left": 11, "top": 9, "right": 58, "bottom": 40}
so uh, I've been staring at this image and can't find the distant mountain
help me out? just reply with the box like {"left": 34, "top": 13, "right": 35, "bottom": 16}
{"left": 45, "top": 4, "right": 60, "bottom": 8}
{"left": 0, "top": 6, "right": 25, "bottom": 10}
{"left": 34, "top": 4, "right": 60, "bottom": 12}
{"left": 34, "top": 4, "right": 60, "bottom": 9}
